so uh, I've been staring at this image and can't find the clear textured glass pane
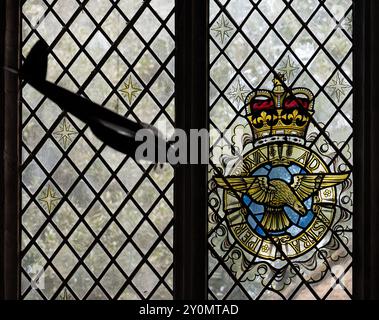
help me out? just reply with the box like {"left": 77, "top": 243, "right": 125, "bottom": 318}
{"left": 21, "top": 0, "right": 174, "bottom": 300}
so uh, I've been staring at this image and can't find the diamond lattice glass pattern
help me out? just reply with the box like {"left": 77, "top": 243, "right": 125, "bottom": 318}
{"left": 21, "top": 0, "right": 174, "bottom": 300}
{"left": 209, "top": 0, "right": 353, "bottom": 300}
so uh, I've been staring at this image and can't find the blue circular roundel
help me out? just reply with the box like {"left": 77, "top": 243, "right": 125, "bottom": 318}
{"left": 243, "top": 163, "right": 315, "bottom": 238}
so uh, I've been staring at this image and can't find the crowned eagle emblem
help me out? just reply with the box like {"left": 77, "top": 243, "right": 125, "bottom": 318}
{"left": 215, "top": 173, "right": 349, "bottom": 232}
{"left": 212, "top": 73, "right": 351, "bottom": 260}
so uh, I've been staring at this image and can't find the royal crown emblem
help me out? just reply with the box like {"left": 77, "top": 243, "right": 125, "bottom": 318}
{"left": 211, "top": 73, "right": 351, "bottom": 267}
{"left": 246, "top": 73, "right": 314, "bottom": 145}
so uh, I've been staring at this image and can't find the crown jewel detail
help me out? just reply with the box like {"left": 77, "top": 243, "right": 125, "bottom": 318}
{"left": 245, "top": 73, "right": 314, "bottom": 142}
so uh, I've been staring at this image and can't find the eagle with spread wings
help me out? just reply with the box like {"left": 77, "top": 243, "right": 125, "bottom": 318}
{"left": 214, "top": 173, "right": 350, "bottom": 232}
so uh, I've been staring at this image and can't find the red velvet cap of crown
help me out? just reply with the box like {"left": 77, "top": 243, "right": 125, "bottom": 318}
{"left": 250, "top": 97, "right": 310, "bottom": 112}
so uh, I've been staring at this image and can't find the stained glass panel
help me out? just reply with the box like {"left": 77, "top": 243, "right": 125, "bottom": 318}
{"left": 208, "top": 0, "right": 353, "bottom": 300}
{"left": 21, "top": 0, "right": 174, "bottom": 300}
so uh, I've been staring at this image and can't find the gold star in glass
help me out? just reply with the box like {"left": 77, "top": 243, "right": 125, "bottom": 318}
{"left": 228, "top": 79, "right": 250, "bottom": 106}
{"left": 211, "top": 14, "right": 234, "bottom": 44}
{"left": 39, "top": 185, "right": 61, "bottom": 214}
{"left": 327, "top": 72, "right": 351, "bottom": 103}
{"left": 278, "top": 56, "right": 299, "bottom": 81}
{"left": 119, "top": 75, "right": 142, "bottom": 105}
{"left": 54, "top": 118, "right": 78, "bottom": 149}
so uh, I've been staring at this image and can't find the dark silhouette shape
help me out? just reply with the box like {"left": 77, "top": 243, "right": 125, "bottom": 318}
{"left": 20, "top": 40, "right": 169, "bottom": 163}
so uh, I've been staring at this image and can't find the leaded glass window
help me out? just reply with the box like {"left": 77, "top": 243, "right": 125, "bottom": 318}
{"left": 208, "top": 0, "right": 353, "bottom": 300}
{"left": 21, "top": 0, "right": 175, "bottom": 300}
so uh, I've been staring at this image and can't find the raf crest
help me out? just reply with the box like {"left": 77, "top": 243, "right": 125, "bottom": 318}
{"left": 212, "top": 73, "right": 351, "bottom": 262}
